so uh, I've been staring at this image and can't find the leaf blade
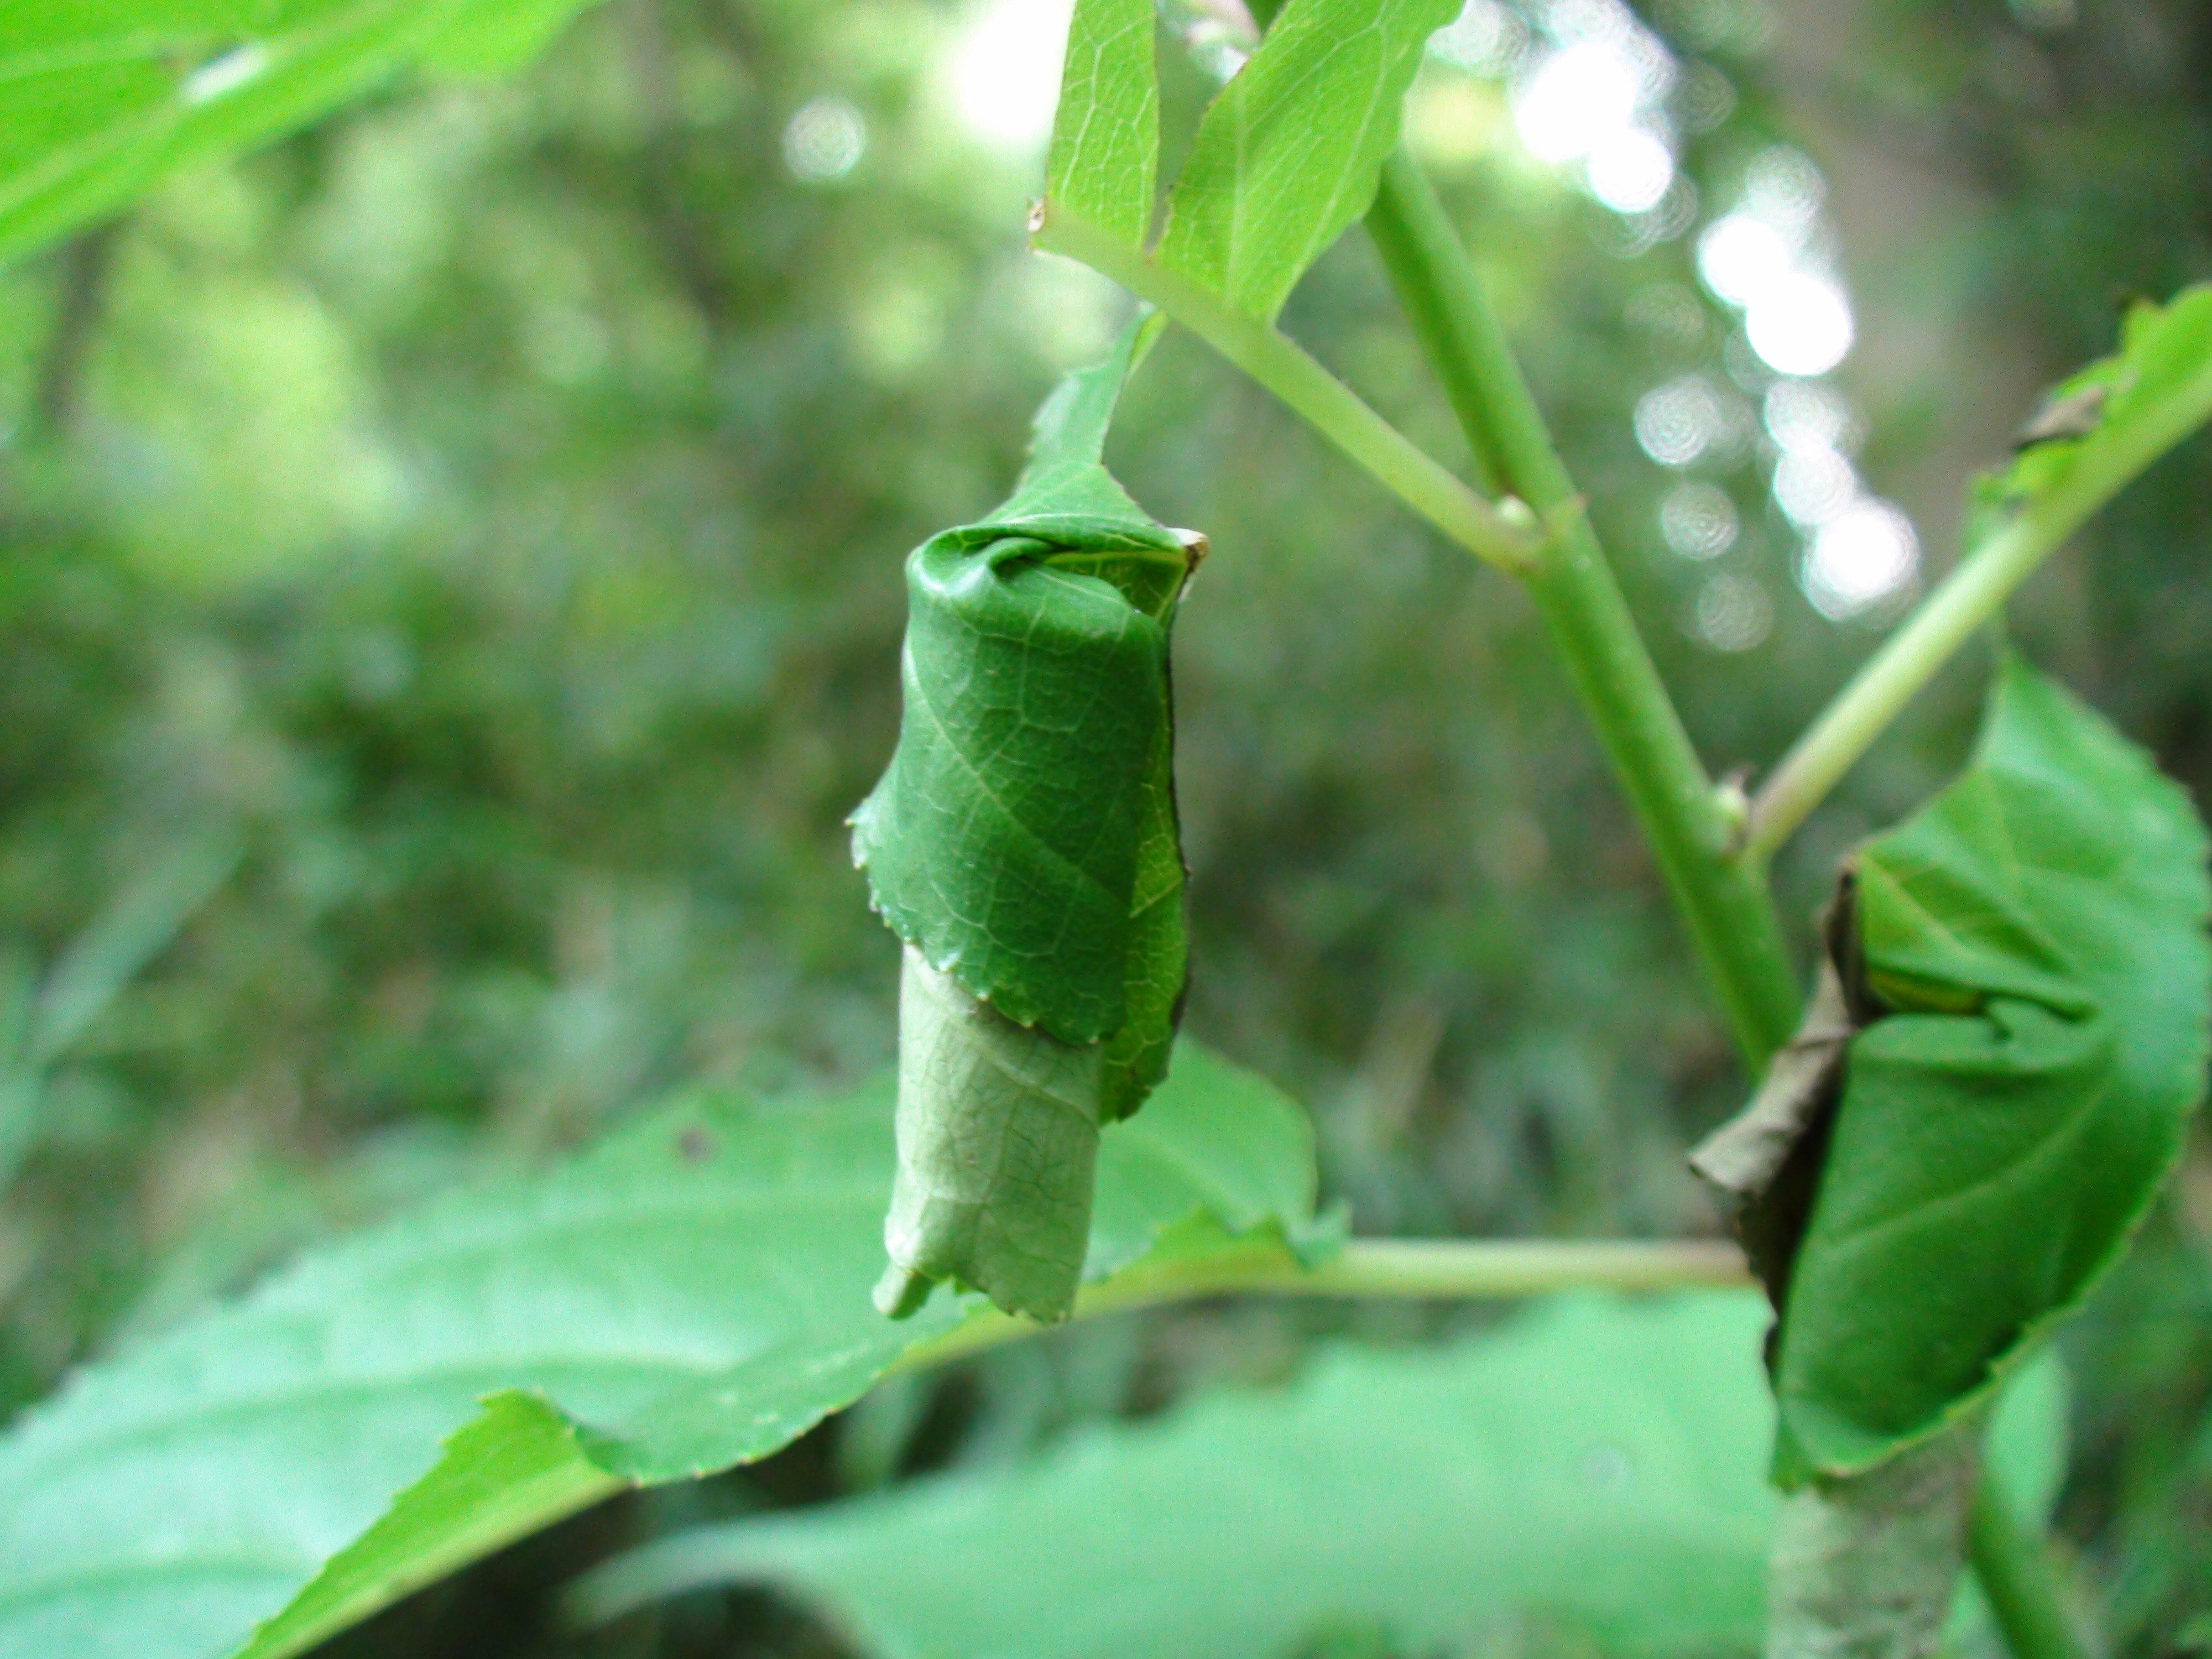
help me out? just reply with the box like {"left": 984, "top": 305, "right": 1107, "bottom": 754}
{"left": 1154, "top": 0, "right": 1458, "bottom": 322}
{"left": 0, "top": 1043, "right": 1317, "bottom": 1659}
{"left": 1771, "top": 659, "right": 2212, "bottom": 1481}
{"left": 580, "top": 1295, "right": 2070, "bottom": 1659}
{"left": 1044, "top": 0, "right": 1158, "bottom": 248}
{"left": 0, "top": 0, "right": 607, "bottom": 268}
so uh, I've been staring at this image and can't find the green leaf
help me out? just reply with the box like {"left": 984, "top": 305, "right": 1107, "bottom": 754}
{"left": 417, "top": 0, "right": 601, "bottom": 77}
{"left": 578, "top": 1294, "right": 2070, "bottom": 1659}
{"left": 0, "top": 1041, "right": 1318, "bottom": 1659}
{"left": 1771, "top": 658, "right": 2212, "bottom": 1483}
{"left": 875, "top": 946, "right": 1117, "bottom": 1322}
{"left": 0, "top": 0, "right": 607, "bottom": 269}
{"left": 1044, "top": 0, "right": 1159, "bottom": 248}
{"left": 853, "top": 532, "right": 1176, "bottom": 1044}
{"left": 1153, "top": 0, "right": 1459, "bottom": 322}
{"left": 1968, "top": 284, "right": 2212, "bottom": 545}
{"left": 852, "top": 316, "right": 1192, "bottom": 1047}
{"left": 851, "top": 321, "right": 1201, "bottom": 1321}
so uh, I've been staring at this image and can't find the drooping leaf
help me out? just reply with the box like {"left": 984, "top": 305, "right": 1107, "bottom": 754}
{"left": 1044, "top": 0, "right": 1159, "bottom": 248}
{"left": 0, "top": 0, "right": 609, "bottom": 270}
{"left": 876, "top": 946, "right": 1114, "bottom": 1322}
{"left": 578, "top": 1295, "right": 2070, "bottom": 1659}
{"left": 851, "top": 319, "right": 1202, "bottom": 1322}
{"left": 1152, "top": 0, "right": 1459, "bottom": 322}
{"left": 0, "top": 1041, "right": 1318, "bottom": 1659}
{"left": 1764, "top": 659, "right": 2212, "bottom": 1484}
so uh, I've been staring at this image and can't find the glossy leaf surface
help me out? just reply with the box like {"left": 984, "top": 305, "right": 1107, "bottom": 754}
{"left": 1772, "top": 659, "right": 2212, "bottom": 1481}
{"left": 0, "top": 1042, "right": 1316, "bottom": 1659}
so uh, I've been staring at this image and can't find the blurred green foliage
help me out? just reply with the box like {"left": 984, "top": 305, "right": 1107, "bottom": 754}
{"left": 1, "top": 0, "right": 2209, "bottom": 1653}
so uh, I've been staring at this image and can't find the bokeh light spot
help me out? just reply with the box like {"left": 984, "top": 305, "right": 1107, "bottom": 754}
{"left": 1743, "top": 146, "right": 1826, "bottom": 234}
{"left": 782, "top": 95, "right": 867, "bottom": 182}
{"left": 1764, "top": 380, "right": 1861, "bottom": 454}
{"left": 1694, "top": 572, "right": 1772, "bottom": 651}
{"left": 1695, "top": 212, "right": 1792, "bottom": 307}
{"left": 1772, "top": 446, "right": 1857, "bottom": 527}
{"left": 1588, "top": 128, "right": 1674, "bottom": 213}
{"left": 1513, "top": 41, "right": 1640, "bottom": 163}
{"left": 1660, "top": 482, "right": 1738, "bottom": 559}
{"left": 1432, "top": 0, "right": 1527, "bottom": 75}
{"left": 946, "top": 0, "right": 1070, "bottom": 153}
{"left": 1803, "top": 500, "right": 1919, "bottom": 618}
{"left": 1745, "top": 274, "right": 1853, "bottom": 375}
{"left": 1634, "top": 375, "right": 1725, "bottom": 467}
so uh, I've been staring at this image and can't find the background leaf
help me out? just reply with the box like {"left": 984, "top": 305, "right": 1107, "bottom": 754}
{"left": 0, "top": 0, "right": 606, "bottom": 268}
{"left": 580, "top": 1293, "right": 2069, "bottom": 1659}
{"left": 0, "top": 1041, "right": 1317, "bottom": 1659}
{"left": 1772, "top": 659, "right": 2212, "bottom": 1482}
{"left": 1152, "top": 0, "right": 1459, "bottom": 322}
{"left": 0, "top": 822, "right": 239, "bottom": 1188}
{"left": 1044, "top": 0, "right": 1159, "bottom": 249}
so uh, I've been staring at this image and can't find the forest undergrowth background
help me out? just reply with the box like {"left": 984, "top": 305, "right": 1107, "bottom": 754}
{"left": 3, "top": 0, "right": 2211, "bottom": 1652}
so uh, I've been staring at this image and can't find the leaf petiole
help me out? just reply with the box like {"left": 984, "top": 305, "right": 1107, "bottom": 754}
{"left": 1744, "top": 302, "right": 2212, "bottom": 864}
{"left": 894, "top": 1235, "right": 1751, "bottom": 1373}
{"left": 1029, "top": 201, "right": 1544, "bottom": 575}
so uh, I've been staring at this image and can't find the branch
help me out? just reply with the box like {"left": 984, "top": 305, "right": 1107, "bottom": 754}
{"left": 1744, "top": 325, "right": 2212, "bottom": 863}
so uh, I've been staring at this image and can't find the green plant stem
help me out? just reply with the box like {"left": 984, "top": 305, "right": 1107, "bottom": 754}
{"left": 1030, "top": 202, "right": 1542, "bottom": 576}
{"left": 1364, "top": 150, "right": 1799, "bottom": 1067}
{"left": 1967, "top": 1479, "right": 2094, "bottom": 1659}
{"left": 1744, "top": 342, "right": 2212, "bottom": 863}
{"left": 1359, "top": 148, "right": 2095, "bottom": 1659}
{"left": 894, "top": 1235, "right": 1750, "bottom": 1373}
